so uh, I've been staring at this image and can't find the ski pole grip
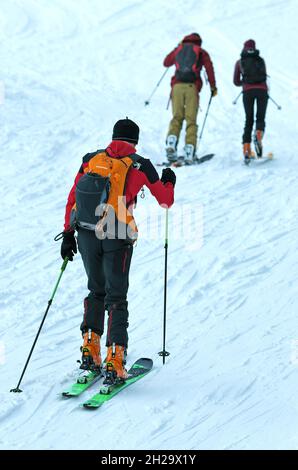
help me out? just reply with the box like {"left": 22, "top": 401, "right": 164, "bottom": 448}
{"left": 61, "top": 257, "right": 69, "bottom": 271}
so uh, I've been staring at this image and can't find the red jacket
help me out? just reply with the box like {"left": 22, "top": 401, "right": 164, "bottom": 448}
{"left": 64, "top": 141, "right": 174, "bottom": 231}
{"left": 163, "top": 33, "right": 216, "bottom": 93}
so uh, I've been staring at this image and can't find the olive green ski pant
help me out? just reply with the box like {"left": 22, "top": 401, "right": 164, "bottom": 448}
{"left": 167, "top": 83, "right": 199, "bottom": 147}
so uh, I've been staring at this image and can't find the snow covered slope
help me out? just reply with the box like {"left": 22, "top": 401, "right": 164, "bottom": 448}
{"left": 1, "top": 0, "right": 298, "bottom": 450}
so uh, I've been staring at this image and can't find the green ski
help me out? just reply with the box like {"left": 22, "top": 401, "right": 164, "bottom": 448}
{"left": 82, "top": 358, "right": 153, "bottom": 409}
{"left": 62, "top": 369, "right": 103, "bottom": 397}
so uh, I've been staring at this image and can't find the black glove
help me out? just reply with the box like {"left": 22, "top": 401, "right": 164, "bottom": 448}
{"left": 211, "top": 86, "right": 218, "bottom": 97}
{"left": 161, "top": 168, "right": 176, "bottom": 187}
{"left": 61, "top": 231, "right": 77, "bottom": 261}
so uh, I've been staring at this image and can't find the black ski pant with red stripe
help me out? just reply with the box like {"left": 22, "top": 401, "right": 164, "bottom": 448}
{"left": 77, "top": 228, "right": 133, "bottom": 348}
{"left": 242, "top": 89, "right": 268, "bottom": 143}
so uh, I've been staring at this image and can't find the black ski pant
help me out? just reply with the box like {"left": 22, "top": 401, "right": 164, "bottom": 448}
{"left": 242, "top": 89, "right": 268, "bottom": 143}
{"left": 77, "top": 228, "right": 133, "bottom": 348}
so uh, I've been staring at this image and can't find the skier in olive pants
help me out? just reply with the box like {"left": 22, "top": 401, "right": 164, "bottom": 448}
{"left": 163, "top": 32, "right": 217, "bottom": 163}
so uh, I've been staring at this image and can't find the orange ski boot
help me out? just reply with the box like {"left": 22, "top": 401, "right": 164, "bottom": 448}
{"left": 80, "top": 329, "right": 102, "bottom": 371}
{"left": 104, "top": 344, "right": 128, "bottom": 384}
{"left": 254, "top": 130, "right": 264, "bottom": 157}
{"left": 243, "top": 143, "right": 252, "bottom": 165}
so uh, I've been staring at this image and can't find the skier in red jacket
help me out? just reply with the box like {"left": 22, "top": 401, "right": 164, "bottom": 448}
{"left": 233, "top": 39, "right": 268, "bottom": 162}
{"left": 60, "top": 119, "right": 175, "bottom": 382}
{"left": 163, "top": 33, "right": 217, "bottom": 164}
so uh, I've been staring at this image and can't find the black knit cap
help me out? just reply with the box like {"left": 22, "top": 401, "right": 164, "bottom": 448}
{"left": 112, "top": 117, "right": 139, "bottom": 144}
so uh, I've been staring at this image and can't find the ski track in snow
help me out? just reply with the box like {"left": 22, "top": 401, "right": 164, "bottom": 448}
{"left": 0, "top": 0, "right": 298, "bottom": 450}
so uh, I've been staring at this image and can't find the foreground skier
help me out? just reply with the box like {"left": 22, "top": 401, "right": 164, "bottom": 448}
{"left": 233, "top": 39, "right": 268, "bottom": 163}
{"left": 60, "top": 118, "right": 175, "bottom": 384}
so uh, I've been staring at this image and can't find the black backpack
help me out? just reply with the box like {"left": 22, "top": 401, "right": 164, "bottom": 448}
{"left": 240, "top": 50, "right": 266, "bottom": 84}
{"left": 74, "top": 172, "right": 110, "bottom": 229}
{"left": 175, "top": 43, "right": 201, "bottom": 83}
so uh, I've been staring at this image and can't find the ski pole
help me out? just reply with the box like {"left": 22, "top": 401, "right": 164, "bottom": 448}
{"left": 232, "top": 91, "right": 242, "bottom": 105}
{"left": 10, "top": 257, "right": 69, "bottom": 393}
{"left": 197, "top": 93, "right": 213, "bottom": 153}
{"left": 145, "top": 69, "right": 169, "bottom": 106}
{"left": 159, "top": 208, "right": 170, "bottom": 364}
{"left": 166, "top": 93, "right": 171, "bottom": 110}
{"left": 268, "top": 95, "right": 282, "bottom": 110}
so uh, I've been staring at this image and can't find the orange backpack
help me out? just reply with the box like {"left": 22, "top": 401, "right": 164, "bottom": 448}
{"left": 70, "top": 151, "right": 140, "bottom": 241}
